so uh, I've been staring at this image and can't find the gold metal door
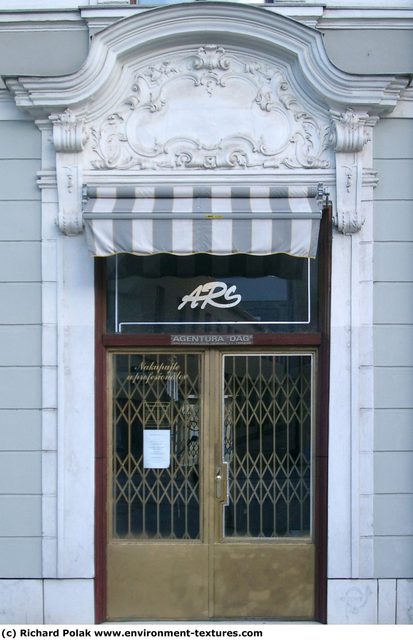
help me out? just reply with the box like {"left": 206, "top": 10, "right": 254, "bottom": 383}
{"left": 107, "top": 351, "right": 209, "bottom": 620}
{"left": 213, "top": 352, "right": 315, "bottom": 619}
{"left": 106, "top": 349, "right": 316, "bottom": 620}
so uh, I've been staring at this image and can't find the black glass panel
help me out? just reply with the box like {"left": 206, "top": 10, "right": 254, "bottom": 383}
{"left": 105, "top": 253, "right": 319, "bottom": 333}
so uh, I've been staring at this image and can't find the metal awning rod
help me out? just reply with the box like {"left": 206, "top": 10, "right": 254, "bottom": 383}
{"left": 83, "top": 211, "right": 322, "bottom": 220}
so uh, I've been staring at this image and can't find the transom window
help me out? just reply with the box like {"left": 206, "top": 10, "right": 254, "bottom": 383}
{"left": 105, "top": 252, "right": 320, "bottom": 334}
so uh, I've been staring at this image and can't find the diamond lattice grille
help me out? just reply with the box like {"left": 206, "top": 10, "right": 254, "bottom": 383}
{"left": 223, "top": 355, "right": 312, "bottom": 538}
{"left": 112, "top": 353, "right": 201, "bottom": 539}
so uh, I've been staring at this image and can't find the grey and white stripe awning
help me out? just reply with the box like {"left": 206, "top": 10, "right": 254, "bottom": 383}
{"left": 83, "top": 186, "right": 323, "bottom": 258}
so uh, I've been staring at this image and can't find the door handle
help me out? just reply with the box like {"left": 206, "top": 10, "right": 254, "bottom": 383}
{"left": 215, "top": 468, "right": 222, "bottom": 500}
{"left": 215, "top": 465, "right": 228, "bottom": 502}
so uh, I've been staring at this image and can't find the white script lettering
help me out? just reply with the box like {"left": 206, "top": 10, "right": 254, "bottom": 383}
{"left": 178, "top": 281, "right": 242, "bottom": 310}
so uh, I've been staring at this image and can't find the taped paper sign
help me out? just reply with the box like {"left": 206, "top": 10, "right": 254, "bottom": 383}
{"left": 143, "top": 429, "right": 171, "bottom": 469}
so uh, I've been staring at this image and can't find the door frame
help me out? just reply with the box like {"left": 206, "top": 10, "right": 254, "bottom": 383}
{"left": 94, "top": 205, "right": 332, "bottom": 623}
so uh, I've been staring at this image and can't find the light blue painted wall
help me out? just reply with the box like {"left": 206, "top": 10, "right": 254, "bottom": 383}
{"left": 322, "top": 29, "right": 413, "bottom": 75}
{"left": 373, "top": 117, "right": 413, "bottom": 578}
{"left": 0, "top": 28, "right": 89, "bottom": 76}
{"left": 0, "top": 115, "right": 42, "bottom": 578}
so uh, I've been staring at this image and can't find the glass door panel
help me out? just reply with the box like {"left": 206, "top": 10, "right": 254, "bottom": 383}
{"left": 112, "top": 353, "right": 202, "bottom": 540}
{"left": 222, "top": 354, "right": 313, "bottom": 539}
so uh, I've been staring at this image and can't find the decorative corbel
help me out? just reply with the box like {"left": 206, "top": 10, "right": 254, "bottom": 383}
{"left": 330, "top": 109, "right": 370, "bottom": 234}
{"left": 50, "top": 109, "right": 88, "bottom": 235}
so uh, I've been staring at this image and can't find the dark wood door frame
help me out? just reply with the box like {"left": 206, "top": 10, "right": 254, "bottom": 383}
{"left": 94, "top": 204, "right": 332, "bottom": 623}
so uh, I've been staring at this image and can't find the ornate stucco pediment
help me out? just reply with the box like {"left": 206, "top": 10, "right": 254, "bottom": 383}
{"left": 6, "top": 2, "right": 408, "bottom": 236}
{"left": 88, "top": 46, "right": 331, "bottom": 172}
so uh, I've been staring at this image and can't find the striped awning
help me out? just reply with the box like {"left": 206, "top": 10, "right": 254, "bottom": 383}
{"left": 83, "top": 186, "right": 323, "bottom": 258}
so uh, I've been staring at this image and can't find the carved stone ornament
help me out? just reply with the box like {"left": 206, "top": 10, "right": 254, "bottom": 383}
{"left": 330, "top": 109, "right": 370, "bottom": 234}
{"left": 329, "top": 109, "right": 370, "bottom": 153}
{"left": 88, "top": 46, "right": 332, "bottom": 172}
{"left": 50, "top": 110, "right": 88, "bottom": 235}
{"left": 50, "top": 109, "right": 88, "bottom": 153}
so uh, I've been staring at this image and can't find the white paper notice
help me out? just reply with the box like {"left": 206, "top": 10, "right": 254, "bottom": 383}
{"left": 143, "top": 429, "right": 171, "bottom": 469}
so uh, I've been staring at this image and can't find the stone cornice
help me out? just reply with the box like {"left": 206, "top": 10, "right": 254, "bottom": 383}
{"left": 318, "top": 8, "right": 413, "bottom": 30}
{"left": 0, "top": 10, "right": 83, "bottom": 29}
{"left": 2, "top": 4, "right": 413, "bottom": 32}
{"left": 5, "top": 2, "right": 409, "bottom": 119}
{"left": 37, "top": 169, "right": 340, "bottom": 191}
{"left": 383, "top": 86, "right": 413, "bottom": 118}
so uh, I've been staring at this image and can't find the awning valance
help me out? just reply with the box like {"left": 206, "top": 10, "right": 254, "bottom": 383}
{"left": 83, "top": 186, "right": 323, "bottom": 258}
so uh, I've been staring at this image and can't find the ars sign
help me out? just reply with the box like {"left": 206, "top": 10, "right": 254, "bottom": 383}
{"left": 178, "top": 281, "right": 242, "bottom": 311}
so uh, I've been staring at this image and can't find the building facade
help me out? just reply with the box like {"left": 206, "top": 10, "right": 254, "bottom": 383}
{"left": 0, "top": 0, "right": 412, "bottom": 624}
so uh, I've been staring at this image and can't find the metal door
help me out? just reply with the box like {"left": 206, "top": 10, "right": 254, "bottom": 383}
{"left": 106, "top": 349, "right": 315, "bottom": 620}
{"left": 213, "top": 352, "right": 315, "bottom": 619}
